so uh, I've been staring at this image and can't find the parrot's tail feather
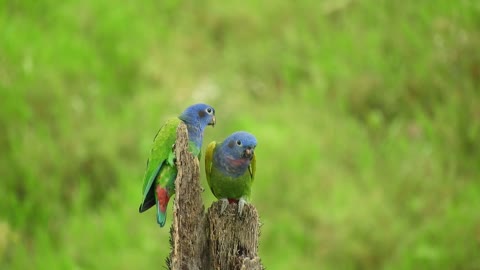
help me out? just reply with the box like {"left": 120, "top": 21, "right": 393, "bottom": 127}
{"left": 156, "top": 186, "right": 170, "bottom": 227}
{"left": 156, "top": 208, "right": 167, "bottom": 227}
{"left": 139, "top": 197, "right": 156, "bottom": 213}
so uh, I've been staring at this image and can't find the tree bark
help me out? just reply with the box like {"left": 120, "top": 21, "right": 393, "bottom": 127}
{"left": 207, "top": 202, "right": 263, "bottom": 270}
{"left": 168, "top": 123, "right": 263, "bottom": 270}
{"left": 169, "top": 123, "right": 208, "bottom": 270}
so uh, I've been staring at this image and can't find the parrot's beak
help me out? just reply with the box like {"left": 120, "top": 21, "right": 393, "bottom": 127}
{"left": 209, "top": 116, "right": 216, "bottom": 127}
{"left": 243, "top": 148, "right": 254, "bottom": 159}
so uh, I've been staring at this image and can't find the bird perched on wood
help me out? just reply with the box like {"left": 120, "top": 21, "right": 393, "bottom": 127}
{"left": 139, "top": 103, "right": 216, "bottom": 227}
{"left": 205, "top": 131, "right": 257, "bottom": 216}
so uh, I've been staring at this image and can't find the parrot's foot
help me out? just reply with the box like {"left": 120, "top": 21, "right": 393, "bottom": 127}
{"left": 167, "top": 146, "right": 177, "bottom": 165}
{"left": 220, "top": 198, "right": 229, "bottom": 215}
{"left": 238, "top": 198, "right": 247, "bottom": 216}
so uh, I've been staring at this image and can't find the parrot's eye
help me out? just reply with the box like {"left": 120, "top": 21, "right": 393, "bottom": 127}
{"left": 206, "top": 108, "right": 213, "bottom": 114}
{"left": 236, "top": 140, "right": 242, "bottom": 146}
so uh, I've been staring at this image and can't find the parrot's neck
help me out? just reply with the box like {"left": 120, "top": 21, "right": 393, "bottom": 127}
{"left": 184, "top": 122, "right": 204, "bottom": 153}
{"left": 214, "top": 147, "right": 250, "bottom": 178}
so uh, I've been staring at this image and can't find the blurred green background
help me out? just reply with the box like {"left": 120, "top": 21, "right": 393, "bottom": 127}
{"left": 1, "top": 0, "right": 480, "bottom": 269}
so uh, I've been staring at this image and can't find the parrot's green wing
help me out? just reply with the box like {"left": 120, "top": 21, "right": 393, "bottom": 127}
{"left": 140, "top": 118, "right": 181, "bottom": 211}
{"left": 205, "top": 141, "right": 217, "bottom": 191}
{"left": 248, "top": 152, "right": 256, "bottom": 181}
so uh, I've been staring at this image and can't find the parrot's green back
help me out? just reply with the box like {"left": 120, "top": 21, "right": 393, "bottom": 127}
{"left": 205, "top": 141, "right": 256, "bottom": 200}
{"left": 140, "top": 118, "right": 181, "bottom": 212}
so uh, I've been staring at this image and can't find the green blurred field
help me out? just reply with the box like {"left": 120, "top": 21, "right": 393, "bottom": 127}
{"left": 1, "top": 1, "right": 480, "bottom": 269}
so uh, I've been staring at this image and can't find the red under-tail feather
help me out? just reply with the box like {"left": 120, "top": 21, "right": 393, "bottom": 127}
{"left": 156, "top": 186, "right": 170, "bottom": 227}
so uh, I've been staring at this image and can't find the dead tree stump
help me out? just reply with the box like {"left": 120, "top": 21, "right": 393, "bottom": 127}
{"left": 208, "top": 202, "right": 263, "bottom": 270}
{"left": 167, "top": 123, "right": 263, "bottom": 270}
{"left": 168, "top": 123, "right": 208, "bottom": 270}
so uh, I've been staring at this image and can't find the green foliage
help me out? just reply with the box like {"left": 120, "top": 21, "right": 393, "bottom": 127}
{"left": 1, "top": 0, "right": 479, "bottom": 269}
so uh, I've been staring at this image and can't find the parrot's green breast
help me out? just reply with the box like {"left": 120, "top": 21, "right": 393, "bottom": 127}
{"left": 209, "top": 166, "right": 253, "bottom": 200}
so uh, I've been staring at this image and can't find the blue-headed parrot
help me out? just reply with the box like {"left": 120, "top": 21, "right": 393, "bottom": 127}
{"left": 205, "top": 131, "right": 257, "bottom": 216}
{"left": 139, "top": 103, "right": 216, "bottom": 227}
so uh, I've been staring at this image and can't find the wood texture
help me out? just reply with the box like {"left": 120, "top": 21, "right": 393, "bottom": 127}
{"left": 208, "top": 202, "right": 263, "bottom": 270}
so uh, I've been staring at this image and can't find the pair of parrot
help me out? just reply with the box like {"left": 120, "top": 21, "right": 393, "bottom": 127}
{"left": 138, "top": 104, "right": 257, "bottom": 227}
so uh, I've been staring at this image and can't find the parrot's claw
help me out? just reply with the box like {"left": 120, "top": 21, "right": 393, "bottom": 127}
{"left": 167, "top": 152, "right": 176, "bottom": 166}
{"left": 200, "top": 187, "right": 205, "bottom": 192}
{"left": 220, "top": 198, "right": 229, "bottom": 215}
{"left": 238, "top": 198, "right": 247, "bottom": 216}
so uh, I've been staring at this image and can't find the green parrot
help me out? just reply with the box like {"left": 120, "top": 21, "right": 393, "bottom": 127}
{"left": 139, "top": 103, "right": 216, "bottom": 227}
{"left": 205, "top": 131, "right": 257, "bottom": 215}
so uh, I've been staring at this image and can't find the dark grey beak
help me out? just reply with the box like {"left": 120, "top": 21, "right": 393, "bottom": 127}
{"left": 209, "top": 116, "right": 216, "bottom": 127}
{"left": 243, "top": 148, "right": 254, "bottom": 159}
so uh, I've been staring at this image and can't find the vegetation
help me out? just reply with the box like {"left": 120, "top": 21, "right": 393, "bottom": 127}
{"left": 1, "top": 1, "right": 479, "bottom": 269}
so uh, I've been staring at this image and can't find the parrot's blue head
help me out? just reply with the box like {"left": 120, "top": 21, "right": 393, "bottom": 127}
{"left": 179, "top": 103, "right": 216, "bottom": 128}
{"left": 223, "top": 131, "right": 257, "bottom": 160}
{"left": 214, "top": 131, "right": 257, "bottom": 177}
{"left": 179, "top": 103, "right": 216, "bottom": 150}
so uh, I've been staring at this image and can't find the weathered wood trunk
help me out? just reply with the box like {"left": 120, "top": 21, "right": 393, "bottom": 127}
{"left": 208, "top": 203, "right": 263, "bottom": 270}
{"left": 168, "top": 123, "right": 208, "bottom": 270}
{"left": 168, "top": 123, "right": 263, "bottom": 270}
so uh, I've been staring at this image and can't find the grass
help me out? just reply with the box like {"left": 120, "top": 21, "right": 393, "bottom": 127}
{"left": 1, "top": 0, "right": 479, "bottom": 269}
